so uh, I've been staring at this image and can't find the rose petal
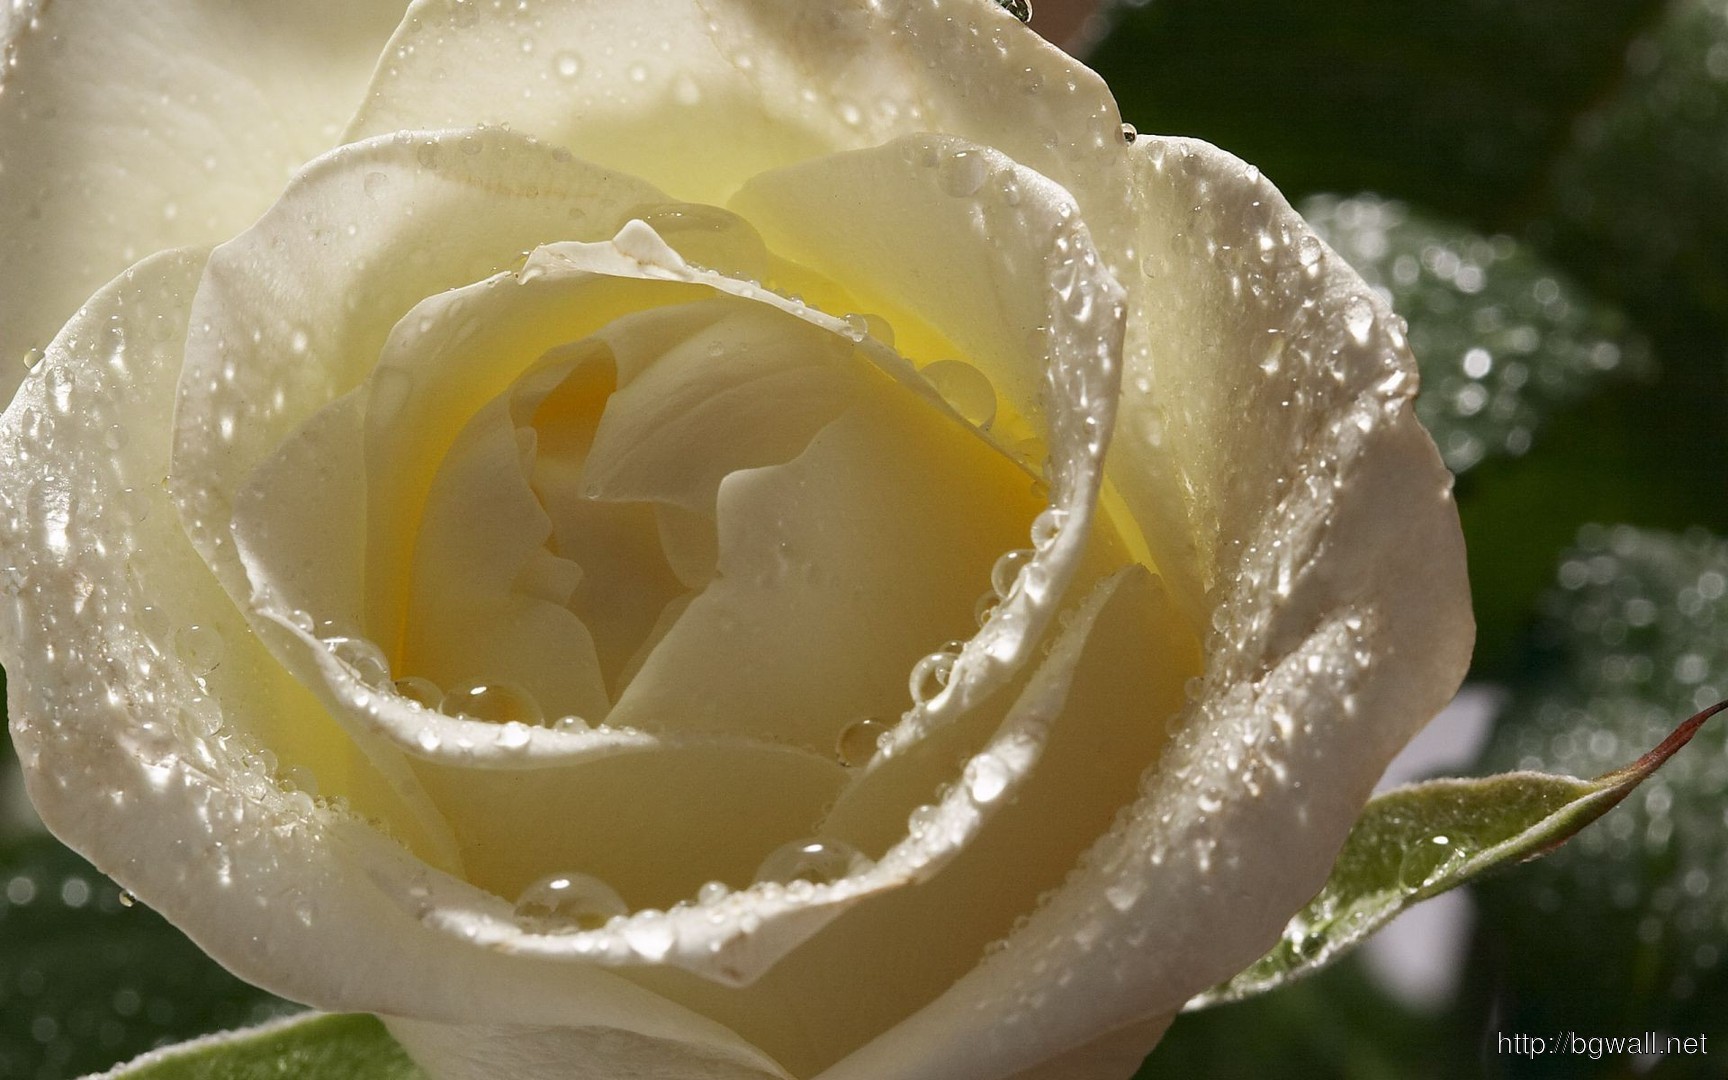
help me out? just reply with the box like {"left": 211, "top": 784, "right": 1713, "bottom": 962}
{"left": 385, "top": 1017, "right": 792, "bottom": 1080}
{"left": 406, "top": 737, "right": 848, "bottom": 911}
{"left": 0, "top": 253, "right": 798, "bottom": 1074}
{"left": 804, "top": 138, "right": 1475, "bottom": 1080}
{"left": 0, "top": 0, "right": 408, "bottom": 398}
{"left": 728, "top": 134, "right": 1128, "bottom": 745}
{"left": 348, "top": 0, "right": 1127, "bottom": 220}
{"left": 606, "top": 375, "right": 1040, "bottom": 751}
{"left": 172, "top": 126, "right": 665, "bottom": 608}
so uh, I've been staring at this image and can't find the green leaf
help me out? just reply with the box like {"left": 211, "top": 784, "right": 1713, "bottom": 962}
{"left": 1186, "top": 698, "right": 1724, "bottom": 1010}
{"left": 1301, "top": 194, "right": 1650, "bottom": 473}
{"left": 90, "top": 1013, "right": 424, "bottom": 1080}
{"left": 1474, "top": 526, "right": 1728, "bottom": 1054}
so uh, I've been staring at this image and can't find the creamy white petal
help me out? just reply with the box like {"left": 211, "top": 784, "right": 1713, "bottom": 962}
{"left": 729, "top": 134, "right": 1128, "bottom": 748}
{"left": 348, "top": 0, "right": 1127, "bottom": 220}
{"left": 386, "top": 1017, "right": 792, "bottom": 1080}
{"left": 809, "top": 138, "right": 1474, "bottom": 1080}
{"left": 0, "top": 253, "right": 798, "bottom": 1072}
{"left": 172, "top": 126, "right": 665, "bottom": 607}
{"left": 0, "top": 0, "right": 408, "bottom": 399}
{"left": 606, "top": 381, "right": 1040, "bottom": 751}
{"left": 610, "top": 567, "right": 1194, "bottom": 1076}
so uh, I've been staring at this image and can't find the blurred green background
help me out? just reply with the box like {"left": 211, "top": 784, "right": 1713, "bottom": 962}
{"left": 4, "top": 0, "right": 1728, "bottom": 1076}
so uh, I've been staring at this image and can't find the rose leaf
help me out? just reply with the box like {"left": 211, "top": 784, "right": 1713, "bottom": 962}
{"left": 88, "top": 1012, "right": 423, "bottom": 1080}
{"left": 1299, "top": 194, "right": 1651, "bottom": 476}
{"left": 1184, "top": 697, "right": 1726, "bottom": 1010}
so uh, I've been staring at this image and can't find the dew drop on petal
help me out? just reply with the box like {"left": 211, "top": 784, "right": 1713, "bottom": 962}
{"left": 697, "top": 880, "right": 731, "bottom": 905}
{"left": 909, "top": 649, "right": 958, "bottom": 705}
{"left": 441, "top": 680, "right": 543, "bottom": 726}
{"left": 938, "top": 149, "right": 988, "bottom": 198}
{"left": 1343, "top": 294, "right": 1375, "bottom": 344}
{"left": 513, "top": 872, "right": 628, "bottom": 933}
{"left": 322, "top": 636, "right": 391, "bottom": 686}
{"left": 172, "top": 624, "right": 224, "bottom": 675}
{"left": 553, "top": 50, "right": 582, "bottom": 79}
{"left": 1029, "top": 507, "right": 1067, "bottom": 551}
{"left": 921, "top": 359, "right": 997, "bottom": 429}
{"left": 964, "top": 753, "right": 1010, "bottom": 803}
{"left": 1120, "top": 122, "right": 1138, "bottom": 144}
{"left": 991, "top": 547, "right": 1034, "bottom": 598}
{"left": 392, "top": 676, "right": 443, "bottom": 710}
{"left": 836, "top": 716, "right": 891, "bottom": 767}
{"left": 754, "top": 838, "right": 868, "bottom": 887}
{"left": 973, "top": 589, "right": 1001, "bottom": 626}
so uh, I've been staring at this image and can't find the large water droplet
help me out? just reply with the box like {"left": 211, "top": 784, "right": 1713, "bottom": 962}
{"left": 1029, "top": 507, "right": 1067, "bottom": 551}
{"left": 173, "top": 624, "right": 224, "bottom": 675}
{"left": 921, "top": 359, "right": 997, "bottom": 429}
{"left": 964, "top": 753, "right": 1011, "bottom": 803}
{"left": 909, "top": 648, "right": 958, "bottom": 705}
{"left": 1396, "top": 834, "right": 1459, "bottom": 891}
{"left": 441, "top": 680, "right": 544, "bottom": 726}
{"left": 938, "top": 149, "right": 988, "bottom": 198}
{"left": 513, "top": 872, "right": 627, "bottom": 932}
{"left": 991, "top": 547, "right": 1034, "bottom": 598}
{"left": 996, "top": 0, "right": 1032, "bottom": 23}
{"left": 322, "top": 636, "right": 391, "bottom": 686}
{"left": 754, "top": 838, "right": 868, "bottom": 886}
{"left": 392, "top": 676, "right": 443, "bottom": 709}
{"left": 836, "top": 716, "right": 890, "bottom": 767}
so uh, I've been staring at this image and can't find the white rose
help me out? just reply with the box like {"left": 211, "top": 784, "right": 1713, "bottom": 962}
{"left": 0, "top": 3, "right": 1473, "bottom": 1079}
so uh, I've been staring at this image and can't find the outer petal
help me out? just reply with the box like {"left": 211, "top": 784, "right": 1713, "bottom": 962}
{"left": 811, "top": 139, "right": 1474, "bottom": 1080}
{"left": 0, "top": 252, "right": 790, "bottom": 1075}
{"left": 348, "top": 0, "right": 1129, "bottom": 223}
{"left": 0, "top": 0, "right": 408, "bottom": 396}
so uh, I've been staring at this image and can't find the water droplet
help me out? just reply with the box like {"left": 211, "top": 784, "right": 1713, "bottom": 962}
{"left": 441, "top": 680, "right": 543, "bottom": 726}
{"left": 20, "top": 346, "right": 45, "bottom": 371}
{"left": 627, "top": 62, "right": 649, "bottom": 84}
{"left": 991, "top": 548, "right": 1034, "bottom": 598}
{"left": 938, "top": 149, "right": 988, "bottom": 198}
{"left": 1120, "top": 122, "right": 1138, "bottom": 144}
{"left": 1343, "top": 295, "right": 1375, "bottom": 345}
{"left": 513, "top": 872, "right": 627, "bottom": 932}
{"left": 322, "top": 636, "right": 391, "bottom": 686}
{"left": 550, "top": 714, "right": 590, "bottom": 733}
{"left": 697, "top": 880, "right": 731, "bottom": 905}
{"left": 173, "top": 624, "right": 224, "bottom": 675}
{"left": 973, "top": 589, "right": 1001, "bottom": 626}
{"left": 1396, "top": 834, "right": 1459, "bottom": 891}
{"left": 672, "top": 72, "right": 702, "bottom": 106}
{"left": 1029, "top": 507, "right": 1067, "bottom": 551}
{"left": 995, "top": 0, "right": 1031, "bottom": 22}
{"left": 288, "top": 329, "right": 310, "bottom": 356}
{"left": 841, "top": 313, "right": 871, "bottom": 342}
{"left": 117, "top": 891, "right": 136, "bottom": 908}
{"left": 392, "top": 676, "right": 443, "bottom": 709}
{"left": 754, "top": 838, "right": 867, "bottom": 886}
{"left": 553, "top": 51, "right": 581, "bottom": 79}
{"left": 909, "top": 648, "right": 958, "bottom": 705}
{"left": 964, "top": 753, "right": 1010, "bottom": 803}
{"left": 921, "top": 359, "right": 997, "bottom": 428}
{"left": 836, "top": 716, "right": 890, "bottom": 767}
